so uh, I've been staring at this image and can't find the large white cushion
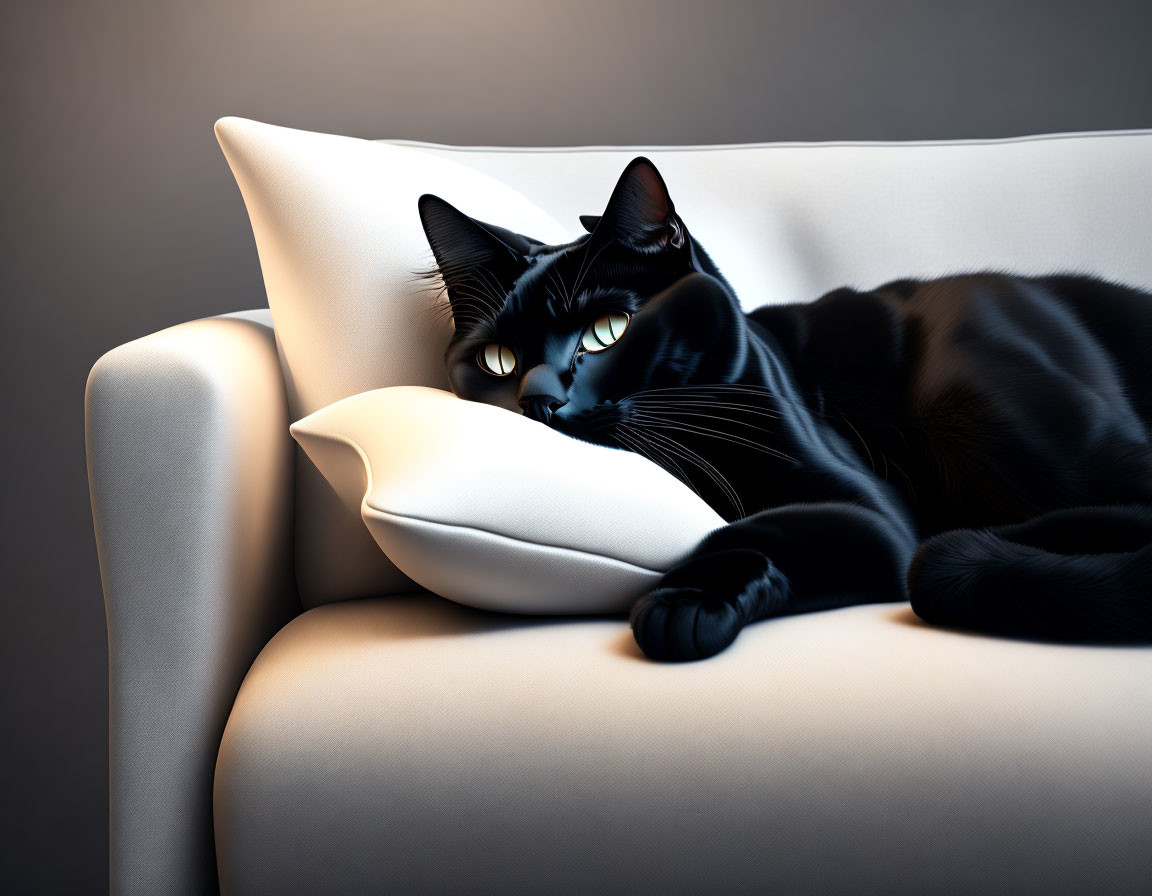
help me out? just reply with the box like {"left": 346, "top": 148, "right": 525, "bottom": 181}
{"left": 215, "top": 117, "right": 569, "bottom": 604}
{"left": 394, "top": 131, "right": 1152, "bottom": 309}
{"left": 290, "top": 387, "right": 724, "bottom": 613}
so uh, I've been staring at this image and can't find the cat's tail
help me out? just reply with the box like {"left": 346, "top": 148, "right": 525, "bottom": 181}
{"left": 907, "top": 504, "right": 1152, "bottom": 642}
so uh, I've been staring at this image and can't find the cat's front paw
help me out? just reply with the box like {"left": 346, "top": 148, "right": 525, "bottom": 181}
{"left": 630, "top": 548, "right": 788, "bottom": 662}
{"left": 630, "top": 586, "right": 745, "bottom": 662}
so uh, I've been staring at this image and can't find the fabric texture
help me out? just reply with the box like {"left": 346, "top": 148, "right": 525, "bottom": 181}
{"left": 215, "top": 593, "right": 1152, "bottom": 896}
{"left": 290, "top": 386, "right": 724, "bottom": 613}
{"left": 216, "top": 119, "right": 1152, "bottom": 608}
{"left": 86, "top": 311, "right": 298, "bottom": 896}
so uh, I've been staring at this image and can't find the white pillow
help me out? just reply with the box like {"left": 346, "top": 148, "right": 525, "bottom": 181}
{"left": 215, "top": 117, "right": 570, "bottom": 605}
{"left": 290, "top": 387, "right": 725, "bottom": 614}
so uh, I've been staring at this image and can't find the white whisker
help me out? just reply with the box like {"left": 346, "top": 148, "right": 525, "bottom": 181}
{"left": 631, "top": 411, "right": 799, "bottom": 465}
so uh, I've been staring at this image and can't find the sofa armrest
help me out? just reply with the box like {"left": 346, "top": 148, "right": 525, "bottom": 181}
{"left": 86, "top": 310, "right": 297, "bottom": 896}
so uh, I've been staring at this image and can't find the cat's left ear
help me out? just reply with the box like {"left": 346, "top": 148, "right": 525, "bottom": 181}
{"left": 591, "top": 157, "right": 687, "bottom": 252}
{"left": 418, "top": 194, "right": 529, "bottom": 321}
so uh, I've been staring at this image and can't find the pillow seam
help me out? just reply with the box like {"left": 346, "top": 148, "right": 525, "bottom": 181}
{"left": 363, "top": 505, "right": 668, "bottom": 576}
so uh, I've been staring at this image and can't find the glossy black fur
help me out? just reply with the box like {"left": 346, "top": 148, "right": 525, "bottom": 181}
{"left": 418, "top": 158, "right": 1152, "bottom": 661}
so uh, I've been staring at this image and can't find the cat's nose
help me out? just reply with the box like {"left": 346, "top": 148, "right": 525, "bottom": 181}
{"left": 520, "top": 395, "right": 565, "bottom": 424}
{"left": 518, "top": 364, "right": 567, "bottom": 424}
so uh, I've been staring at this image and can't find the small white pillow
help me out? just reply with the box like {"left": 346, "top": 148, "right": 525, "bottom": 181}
{"left": 290, "top": 387, "right": 724, "bottom": 614}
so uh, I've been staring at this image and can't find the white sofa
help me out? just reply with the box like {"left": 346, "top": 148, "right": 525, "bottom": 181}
{"left": 87, "top": 129, "right": 1152, "bottom": 895}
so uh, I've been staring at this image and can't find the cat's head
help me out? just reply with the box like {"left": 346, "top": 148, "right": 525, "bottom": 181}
{"left": 417, "top": 157, "right": 748, "bottom": 449}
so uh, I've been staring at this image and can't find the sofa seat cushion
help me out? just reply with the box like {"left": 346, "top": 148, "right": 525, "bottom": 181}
{"left": 214, "top": 594, "right": 1152, "bottom": 895}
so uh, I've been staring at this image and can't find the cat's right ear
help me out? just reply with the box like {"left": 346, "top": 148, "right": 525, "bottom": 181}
{"left": 591, "top": 157, "right": 686, "bottom": 252}
{"left": 418, "top": 194, "right": 525, "bottom": 321}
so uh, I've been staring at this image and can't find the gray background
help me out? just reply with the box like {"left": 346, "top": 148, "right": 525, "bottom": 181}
{"left": 3, "top": 0, "right": 1151, "bottom": 891}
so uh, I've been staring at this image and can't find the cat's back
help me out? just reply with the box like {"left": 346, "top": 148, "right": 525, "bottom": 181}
{"left": 876, "top": 272, "right": 1152, "bottom": 415}
{"left": 747, "top": 272, "right": 1152, "bottom": 522}
{"left": 882, "top": 272, "right": 1152, "bottom": 516}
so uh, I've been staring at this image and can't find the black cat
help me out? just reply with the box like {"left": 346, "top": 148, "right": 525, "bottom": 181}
{"left": 418, "top": 156, "right": 1152, "bottom": 661}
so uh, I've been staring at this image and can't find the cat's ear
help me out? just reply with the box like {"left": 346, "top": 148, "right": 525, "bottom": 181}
{"left": 592, "top": 157, "right": 686, "bottom": 252}
{"left": 579, "top": 214, "right": 601, "bottom": 233}
{"left": 418, "top": 194, "right": 527, "bottom": 320}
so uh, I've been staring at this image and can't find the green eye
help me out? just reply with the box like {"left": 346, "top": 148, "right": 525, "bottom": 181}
{"left": 477, "top": 343, "right": 516, "bottom": 376}
{"left": 581, "top": 312, "right": 630, "bottom": 353}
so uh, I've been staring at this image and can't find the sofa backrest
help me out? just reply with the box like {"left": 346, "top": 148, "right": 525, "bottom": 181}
{"left": 219, "top": 120, "right": 1152, "bottom": 608}
{"left": 390, "top": 132, "right": 1152, "bottom": 311}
